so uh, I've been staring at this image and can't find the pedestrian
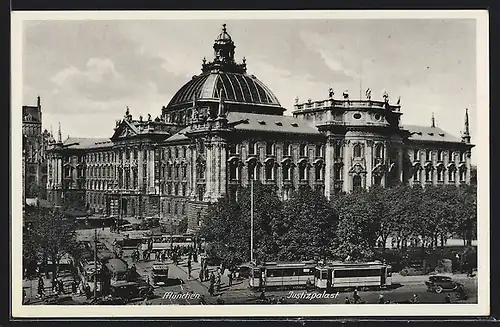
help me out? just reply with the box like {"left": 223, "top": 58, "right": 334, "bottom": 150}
{"left": 209, "top": 281, "right": 215, "bottom": 296}
{"left": 306, "top": 277, "right": 312, "bottom": 292}
{"left": 216, "top": 274, "right": 221, "bottom": 293}
{"left": 58, "top": 279, "right": 64, "bottom": 294}
{"left": 52, "top": 278, "right": 58, "bottom": 294}
{"left": 22, "top": 288, "right": 26, "bottom": 304}
{"left": 84, "top": 284, "right": 91, "bottom": 299}
{"left": 353, "top": 288, "right": 360, "bottom": 304}
{"left": 71, "top": 280, "right": 77, "bottom": 294}
{"left": 187, "top": 265, "right": 192, "bottom": 280}
{"left": 199, "top": 268, "right": 204, "bottom": 282}
{"left": 205, "top": 268, "right": 209, "bottom": 282}
{"left": 445, "top": 294, "right": 452, "bottom": 303}
{"left": 378, "top": 294, "right": 385, "bottom": 304}
{"left": 210, "top": 271, "right": 215, "bottom": 285}
{"left": 411, "top": 294, "right": 419, "bottom": 304}
{"left": 37, "top": 276, "right": 45, "bottom": 298}
{"left": 344, "top": 297, "right": 350, "bottom": 304}
{"left": 228, "top": 271, "right": 233, "bottom": 287}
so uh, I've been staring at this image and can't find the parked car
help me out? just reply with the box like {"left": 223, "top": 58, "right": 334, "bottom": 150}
{"left": 425, "top": 275, "right": 461, "bottom": 293}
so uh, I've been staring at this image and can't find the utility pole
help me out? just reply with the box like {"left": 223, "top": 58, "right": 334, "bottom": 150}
{"left": 250, "top": 175, "right": 254, "bottom": 263}
{"left": 94, "top": 228, "right": 98, "bottom": 299}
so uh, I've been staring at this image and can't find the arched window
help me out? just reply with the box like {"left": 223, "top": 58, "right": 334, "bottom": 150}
{"left": 413, "top": 150, "right": 420, "bottom": 162}
{"left": 425, "top": 169, "right": 432, "bottom": 181}
{"left": 459, "top": 168, "right": 466, "bottom": 182}
{"left": 315, "top": 144, "right": 324, "bottom": 157}
{"left": 174, "top": 148, "right": 179, "bottom": 158}
{"left": 282, "top": 163, "right": 292, "bottom": 180}
{"left": 335, "top": 142, "right": 343, "bottom": 157}
{"left": 229, "top": 161, "right": 238, "bottom": 180}
{"left": 182, "top": 147, "right": 187, "bottom": 158}
{"left": 374, "top": 175, "right": 382, "bottom": 186}
{"left": 353, "top": 144, "right": 363, "bottom": 158}
{"left": 248, "top": 141, "right": 257, "bottom": 155}
{"left": 437, "top": 150, "right": 443, "bottom": 161}
{"left": 353, "top": 175, "right": 362, "bottom": 191}
{"left": 299, "top": 144, "right": 307, "bottom": 157}
{"left": 334, "top": 165, "right": 342, "bottom": 180}
{"left": 229, "top": 143, "right": 237, "bottom": 154}
{"left": 315, "top": 164, "right": 323, "bottom": 180}
{"left": 182, "top": 165, "right": 187, "bottom": 178}
{"left": 448, "top": 168, "right": 455, "bottom": 182}
{"left": 265, "top": 162, "right": 275, "bottom": 180}
{"left": 460, "top": 151, "right": 467, "bottom": 162}
{"left": 413, "top": 168, "right": 421, "bottom": 181}
{"left": 174, "top": 183, "right": 179, "bottom": 195}
{"left": 283, "top": 142, "right": 292, "bottom": 156}
{"left": 182, "top": 184, "right": 186, "bottom": 196}
{"left": 426, "top": 150, "right": 432, "bottom": 161}
{"left": 437, "top": 168, "right": 443, "bottom": 182}
{"left": 299, "top": 163, "right": 307, "bottom": 180}
{"left": 266, "top": 142, "right": 274, "bottom": 156}
{"left": 375, "top": 144, "right": 384, "bottom": 159}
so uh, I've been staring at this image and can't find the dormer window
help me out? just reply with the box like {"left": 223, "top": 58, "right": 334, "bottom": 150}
{"left": 258, "top": 120, "right": 266, "bottom": 125}
{"left": 428, "top": 132, "right": 434, "bottom": 136}
{"left": 291, "top": 122, "right": 299, "bottom": 127}
{"left": 275, "top": 121, "right": 282, "bottom": 126}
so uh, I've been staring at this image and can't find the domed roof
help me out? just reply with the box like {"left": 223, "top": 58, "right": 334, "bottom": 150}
{"left": 167, "top": 71, "right": 281, "bottom": 108}
{"left": 166, "top": 24, "right": 283, "bottom": 111}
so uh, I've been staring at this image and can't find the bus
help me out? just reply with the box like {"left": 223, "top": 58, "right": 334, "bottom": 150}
{"left": 314, "top": 261, "right": 392, "bottom": 290}
{"left": 249, "top": 261, "right": 316, "bottom": 289}
{"left": 150, "top": 234, "right": 195, "bottom": 252}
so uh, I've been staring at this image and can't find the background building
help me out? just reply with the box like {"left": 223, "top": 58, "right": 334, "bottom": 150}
{"left": 22, "top": 96, "right": 52, "bottom": 204}
{"left": 45, "top": 24, "right": 474, "bottom": 232}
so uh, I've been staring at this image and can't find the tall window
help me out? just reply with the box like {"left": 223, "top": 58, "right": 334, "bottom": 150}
{"left": 167, "top": 165, "right": 172, "bottom": 178}
{"left": 425, "top": 169, "right": 432, "bottom": 182}
{"left": 133, "top": 149, "right": 138, "bottom": 160}
{"left": 413, "top": 168, "right": 421, "bottom": 182}
{"left": 283, "top": 142, "right": 291, "bottom": 156}
{"left": 229, "top": 143, "right": 237, "bottom": 154}
{"left": 182, "top": 184, "right": 186, "bottom": 196}
{"left": 459, "top": 168, "right": 466, "bottom": 182}
{"left": 182, "top": 166, "right": 187, "bottom": 178}
{"left": 353, "top": 175, "right": 362, "bottom": 191}
{"left": 266, "top": 142, "right": 275, "bottom": 156}
{"left": 299, "top": 164, "right": 307, "bottom": 180}
{"left": 315, "top": 144, "right": 323, "bottom": 157}
{"left": 353, "top": 144, "right": 363, "bottom": 158}
{"left": 448, "top": 168, "right": 455, "bottom": 182}
{"left": 229, "top": 161, "right": 238, "bottom": 180}
{"left": 182, "top": 147, "right": 187, "bottom": 158}
{"left": 448, "top": 150, "right": 454, "bottom": 162}
{"left": 460, "top": 151, "right": 467, "bottom": 162}
{"left": 283, "top": 164, "right": 292, "bottom": 180}
{"left": 300, "top": 144, "right": 307, "bottom": 157}
{"left": 174, "top": 148, "right": 179, "bottom": 158}
{"left": 125, "top": 150, "right": 130, "bottom": 160}
{"left": 248, "top": 141, "right": 257, "bottom": 155}
{"left": 315, "top": 164, "right": 323, "bottom": 180}
{"left": 174, "top": 183, "right": 179, "bottom": 195}
{"left": 413, "top": 149, "right": 419, "bottom": 162}
{"left": 265, "top": 162, "right": 274, "bottom": 180}
{"left": 426, "top": 150, "right": 432, "bottom": 161}
{"left": 248, "top": 162, "right": 259, "bottom": 181}
{"left": 437, "top": 169, "right": 443, "bottom": 182}
{"left": 197, "top": 164, "right": 205, "bottom": 179}
{"left": 334, "top": 165, "right": 342, "bottom": 180}
{"left": 375, "top": 144, "right": 384, "bottom": 159}
{"left": 143, "top": 150, "right": 148, "bottom": 161}
{"left": 437, "top": 150, "right": 443, "bottom": 161}
{"left": 335, "top": 143, "right": 342, "bottom": 158}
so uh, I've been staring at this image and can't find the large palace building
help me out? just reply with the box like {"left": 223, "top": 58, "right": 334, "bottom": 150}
{"left": 43, "top": 24, "right": 474, "bottom": 232}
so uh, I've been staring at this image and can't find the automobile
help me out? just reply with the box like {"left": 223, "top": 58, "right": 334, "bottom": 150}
{"left": 121, "top": 223, "right": 135, "bottom": 231}
{"left": 109, "top": 281, "right": 154, "bottom": 303}
{"left": 151, "top": 261, "right": 169, "bottom": 285}
{"left": 425, "top": 275, "right": 462, "bottom": 293}
{"left": 88, "top": 295, "right": 127, "bottom": 305}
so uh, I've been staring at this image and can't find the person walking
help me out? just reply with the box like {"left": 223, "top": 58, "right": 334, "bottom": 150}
{"left": 37, "top": 276, "right": 45, "bottom": 298}
{"left": 353, "top": 288, "right": 360, "bottom": 304}
{"left": 204, "top": 268, "right": 209, "bottom": 282}
{"left": 187, "top": 262, "right": 192, "bottom": 280}
{"left": 216, "top": 295, "right": 225, "bottom": 305}
{"left": 344, "top": 297, "right": 351, "bottom": 304}
{"left": 199, "top": 268, "right": 204, "bottom": 282}
{"left": 228, "top": 270, "right": 233, "bottom": 287}
{"left": 58, "top": 279, "right": 64, "bottom": 295}
{"left": 209, "top": 280, "right": 215, "bottom": 296}
{"left": 445, "top": 294, "right": 452, "bottom": 303}
{"left": 378, "top": 294, "right": 385, "bottom": 304}
{"left": 216, "top": 273, "right": 222, "bottom": 293}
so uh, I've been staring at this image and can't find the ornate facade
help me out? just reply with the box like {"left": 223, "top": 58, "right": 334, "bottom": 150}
{"left": 22, "top": 96, "right": 52, "bottom": 203}
{"left": 45, "top": 24, "right": 474, "bottom": 232}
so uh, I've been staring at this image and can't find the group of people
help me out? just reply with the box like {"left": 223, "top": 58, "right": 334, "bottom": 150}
{"left": 35, "top": 275, "right": 80, "bottom": 299}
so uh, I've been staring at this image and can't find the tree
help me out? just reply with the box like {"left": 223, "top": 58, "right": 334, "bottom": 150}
{"left": 28, "top": 207, "right": 78, "bottom": 282}
{"left": 454, "top": 185, "right": 477, "bottom": 246}
{"left": 275, "top": 187, "right": 338, "bottom": 261}
{"left": 331, "top": 190, "right": 375, "bottom": 261}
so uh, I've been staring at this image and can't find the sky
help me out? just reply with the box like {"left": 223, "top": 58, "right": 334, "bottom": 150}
{"left": 22, "top": 18, "right": 478, "bottom": 153}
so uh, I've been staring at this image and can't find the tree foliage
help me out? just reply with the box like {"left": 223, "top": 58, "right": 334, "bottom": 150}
{"left": 24, "top": 207, "right": 78, "bottom": 279}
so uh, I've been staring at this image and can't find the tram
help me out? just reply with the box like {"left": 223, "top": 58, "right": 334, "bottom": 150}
{"left": 249, "top": 261, "right": 316, "bottom": 289}
{"left": 314, "top": 261, "right": 392, "bottom": 290}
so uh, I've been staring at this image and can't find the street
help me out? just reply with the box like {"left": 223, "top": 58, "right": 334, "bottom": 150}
{"left": 22, "top": 227, "right": 477, "bottom": 306}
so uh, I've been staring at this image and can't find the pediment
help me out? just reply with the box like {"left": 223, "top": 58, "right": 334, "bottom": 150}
{"left": 111, "top": 121, "right": 138, "bottom": 140}
{"left": 349, "top": 163, "right": 366, "bottom": 174}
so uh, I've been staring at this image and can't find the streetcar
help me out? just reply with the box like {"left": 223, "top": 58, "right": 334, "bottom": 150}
{"left": 314, "top": 261, "right": 392, "bottom": 290}
{"left": 249, "top": 261, "right": 316, "bottom": 289}
{"left": 151, "top": 234, "right": 195, "bottom": 252}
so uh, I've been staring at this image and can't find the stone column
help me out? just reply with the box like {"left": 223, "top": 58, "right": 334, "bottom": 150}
{"left": 219, "top": 141, "right": 227, "bottom": 198}
{"left": 366, "top": 140, "right": 374, "bottom": 189}
{"left": 138, "top": 147, "right": 143, "bottom": 187}
{"left": 343, "top": 140, "right": 351, "bottom": 192}
{"left": 204, "top": 141, "right": 213, "bottom": 201}
{"left": 241, "top": 141, "right": 248, "bottom": 187}
{"left": 466, "top": 150, "right": 472, "bottom": 184}
{"left": 397, "top": 145, "right": 404, "bottom": 183}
